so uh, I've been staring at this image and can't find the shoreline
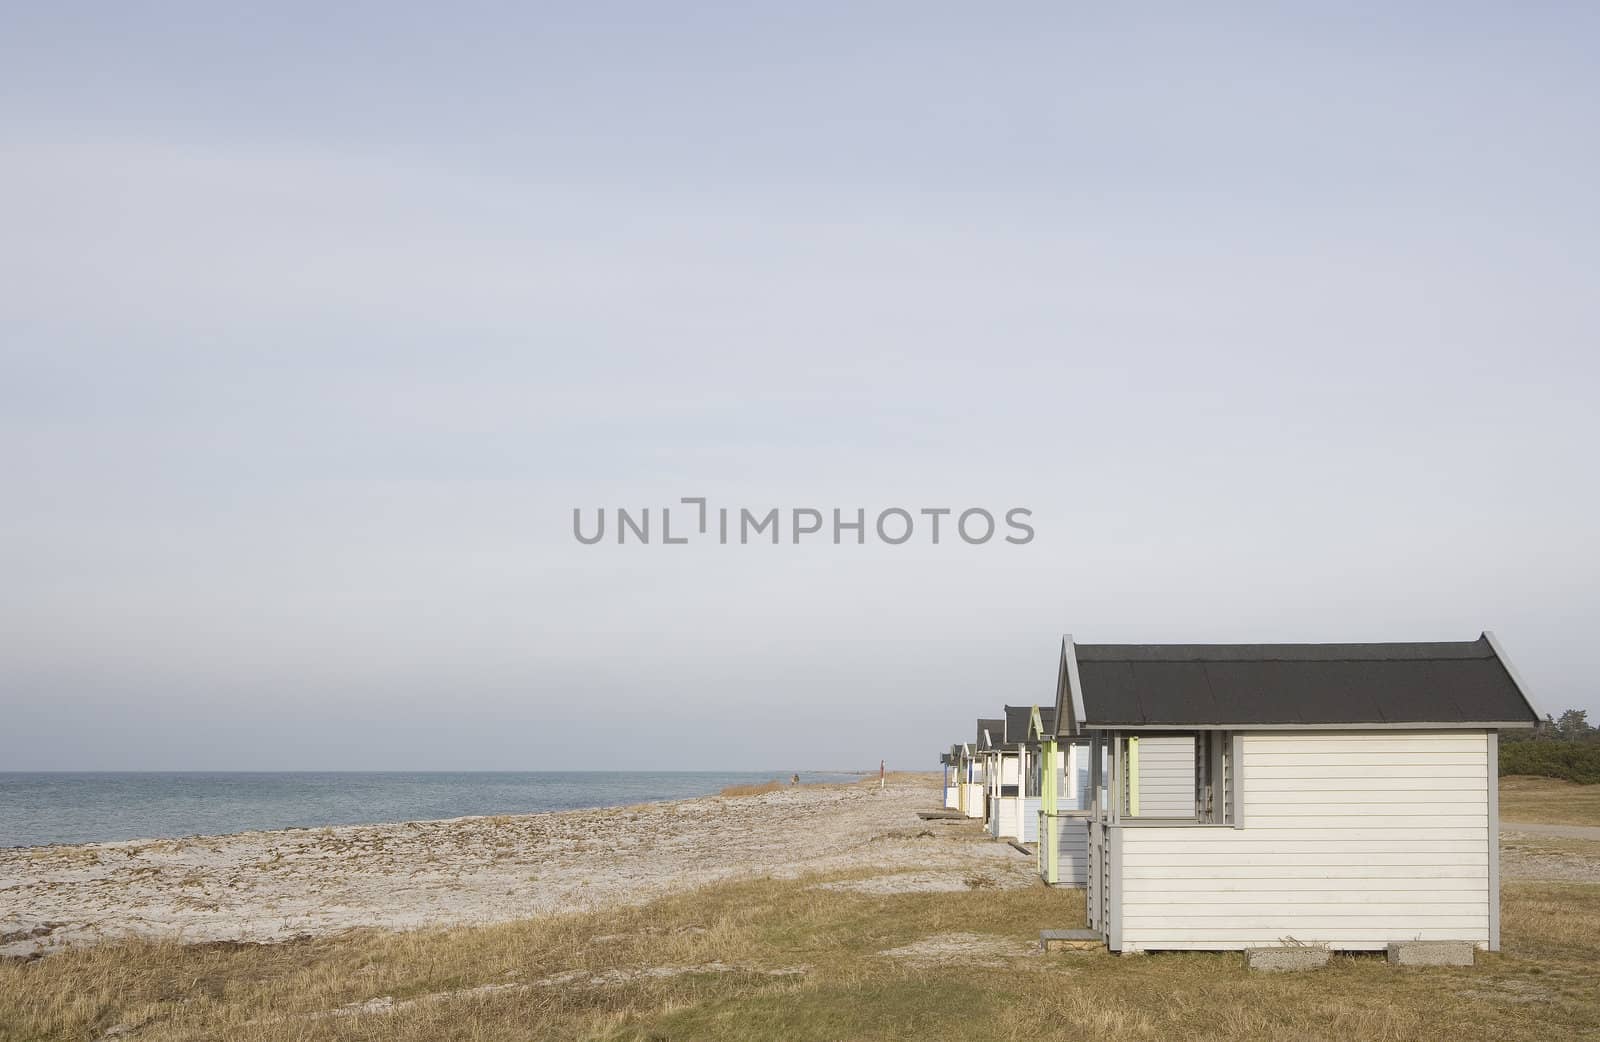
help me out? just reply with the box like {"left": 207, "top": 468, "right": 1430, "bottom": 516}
{"left": 0, "top": 770, "right": 874, "bottom": 850}
{"left": 0, "top": 776, "right": 868, "bottom": 853}
{"left": 2, "top": 772, "right": 1032, "bottom": 959}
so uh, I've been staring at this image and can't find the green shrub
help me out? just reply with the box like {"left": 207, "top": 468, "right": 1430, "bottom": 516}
{"left": 1500, "top": 740, "right": 1600, "bottom": 784}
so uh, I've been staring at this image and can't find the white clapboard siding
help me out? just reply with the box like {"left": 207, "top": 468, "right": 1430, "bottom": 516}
{"left": 1117, "top": 826, "right": 1485, "bottom": 842}
{"left": 1245, "top": 753, "right": 1485, "bottom": 766}
{"left": 1235, "top": 815, "right": 1485, "bottom": 829}
{"left": 1247, "top": 764, "right": 1487, "bottom": 779}
{"left": 1125, "top": 876, "right": 1488, "bottom": 892}
{"left": 1132, "top": 736, "right": 1194, "bottom": 818}
{"left": 1021, "top": 797, "right": 1041, "bottom": 843}
{"left": 1054, "top": 817, "right": 1091, "bottom": 885}
{"left": 1123, "top": 934, "right": 1486, "bottom": 949}
{"left": 1120, "top": 838, "right": 1487, "bottom": 854}
{"left": 1117, "top": 730, "right": 1491, "bottom": 952}
{"left": 1122, "top": 851, "right": 1486, "bottom": 867}
{"left": 992, "top": 796, "right": 1023, "bottom": 840}
{"left": 1123, "top": 863, "right": 1488, "bottom": 879}
{"left": 1244, "top": 736, "right": 1489, "bottom": 750}
{"left": 1246, "top": 787, "right": 1486, "bottom": 802}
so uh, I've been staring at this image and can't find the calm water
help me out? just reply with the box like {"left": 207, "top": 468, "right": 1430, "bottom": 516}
{"left": 0, "top": 772, "right": 859, "bottom": 848}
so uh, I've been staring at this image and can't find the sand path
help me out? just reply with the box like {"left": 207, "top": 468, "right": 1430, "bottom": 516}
{"left": 1500, "top": 823, "right": 1600, "bottom": 841}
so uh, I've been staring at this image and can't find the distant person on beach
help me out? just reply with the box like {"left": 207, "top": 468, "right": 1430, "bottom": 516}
{"left": 790, "top": 773, "right": 799, "bottom": 786}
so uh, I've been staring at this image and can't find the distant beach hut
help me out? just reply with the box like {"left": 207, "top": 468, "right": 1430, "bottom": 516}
{"left": 954, "top": 741, "right": 978, "bottom": 818}
{"left": 966, "top": 718, "right": 1003, "bottom": 821}
{"left": 941, "top": 745, "right": 962, "bottom": 809}
{"left": 1052, "top": 632, "right": 1539, "bottom": 953}
{"left": 1034, "top": 705, "right": 1093, "bottom": 886}
{"left": 1018, "top": 705, "right": 1057, "bottom": 846}
{"left": 984, "top": 705, "right": 1056, "bottom": 843}
{"left": 979, "top": 714, "right": 1017, "bottom": 840}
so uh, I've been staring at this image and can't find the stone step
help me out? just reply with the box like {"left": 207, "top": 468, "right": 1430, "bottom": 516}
{"left": 1041, "top": 928, "right": 1102, "bottom": 953}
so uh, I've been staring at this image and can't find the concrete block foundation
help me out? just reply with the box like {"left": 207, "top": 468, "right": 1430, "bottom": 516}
{"left": 1245, "top": 947, "right": 1330, "bottom": 972}
{"left": 1387, "top": 941, "right": 1477, "bottom": 967}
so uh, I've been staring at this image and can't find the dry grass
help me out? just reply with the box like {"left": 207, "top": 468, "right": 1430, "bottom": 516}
{"left": 716, "top": 772, "right": 919, "bottom": 798}
{"left": 4, "top": 870, "right": 1599, "bottom": 1042}
{"left": 1501, "top": 776, "right": 1600, "bottom": 827}
{"left": 716, "top": 781, "right": 787, "bottom": 798}
{"left": 867, "top": 771, "right": 942, "bottom": 785}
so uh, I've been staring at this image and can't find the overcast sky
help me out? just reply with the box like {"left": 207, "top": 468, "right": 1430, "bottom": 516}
{"left": 3, "top": 3, "right": 1596, "bottom": 770}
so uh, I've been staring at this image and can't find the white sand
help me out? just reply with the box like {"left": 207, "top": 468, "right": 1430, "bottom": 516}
{"left": 0, "top": 777, "right": 1037, "bottom": 958}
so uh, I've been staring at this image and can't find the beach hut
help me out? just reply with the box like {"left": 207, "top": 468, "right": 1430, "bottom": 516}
{"left": 941, "top": 746, "right": 962, "bottom": 809}
{"left": 1053, "top": 632, "right": 1538, "bottom": 953}
{"left": 1032, "top": 708, "right": 1094, "bottom": 886}
{"left": 957, "top": 720, "right": 1000, "bottom": 820}
{"left": 983, "top": 714, "right": 1021, "bottom": 841}
{"left": 953, "top": 741, "right": 978, "bottom": 818}
{"left": 986, "top": 705, "right": 1058, "bottom": 844}
{"left": 974, "top": 718, "right": 1005, "bottom": 825}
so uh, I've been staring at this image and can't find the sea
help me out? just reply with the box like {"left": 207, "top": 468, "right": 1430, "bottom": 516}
{"left": 0, "top": 771, "right": 862, "bottom": 848}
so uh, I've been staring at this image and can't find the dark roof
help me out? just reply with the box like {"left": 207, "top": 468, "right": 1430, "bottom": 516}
{"left": 1065, "top": 635, "right": 1539, "bottom": 728}
{"left": 1002, "top": 705, "right": 1058, "bottom": 743}
{"left": 976, "top": 718, "right": 1005, "bottom": 750}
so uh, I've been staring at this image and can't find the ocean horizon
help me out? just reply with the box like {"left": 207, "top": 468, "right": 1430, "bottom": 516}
{"left": 0, "top": 770, "right": 865, "bottom": 848}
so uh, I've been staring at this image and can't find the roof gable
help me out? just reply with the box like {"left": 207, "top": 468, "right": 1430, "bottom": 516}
{"left": 1053, "top": 635, "right": 1086, "bottom": 737}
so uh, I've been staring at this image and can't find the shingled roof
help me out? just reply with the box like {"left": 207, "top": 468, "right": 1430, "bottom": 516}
{"left": 1053, "top": 632, "right": 1539, "bottom": 731}
{"left": 1002, "top": 705, "right": 1058, "bottom": 744}
{"left": 976, "top": 718, "right": 1005, "bottom": 750}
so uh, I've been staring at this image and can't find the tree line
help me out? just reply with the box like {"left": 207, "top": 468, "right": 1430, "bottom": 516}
{"left": 1500, "top": 709, "right": 1600, "bottom": 783}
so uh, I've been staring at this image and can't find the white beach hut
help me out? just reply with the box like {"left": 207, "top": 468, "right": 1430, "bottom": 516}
{"left": 986, "top": 705, "right": 1057, "bottom": 844}
{"left": 1052, "top": 633, "right": 1539, "bottom": 953}
{"left": 974, "top": 718, "right": 1004, "bottom": 826}
{"left": 941, "top": 746, "right": 962, "bottom": 809}
{"left": 984, "top": 727, "right": 1021, "bottom": 841}
{"left": 957, "top": 720, "right": 999, "bottom": 820}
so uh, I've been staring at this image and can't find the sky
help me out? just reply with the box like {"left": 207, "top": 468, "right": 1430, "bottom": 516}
{"left": 2, "top": 3, "right": 1597, "bottom": 770}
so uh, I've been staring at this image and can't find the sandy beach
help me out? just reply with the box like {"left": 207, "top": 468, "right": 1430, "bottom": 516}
{"left": 1, "top": 776, "right": 1035, "bottom": 959}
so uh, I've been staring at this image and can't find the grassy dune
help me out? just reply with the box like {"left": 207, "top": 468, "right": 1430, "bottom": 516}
{"left": 4, "top": 871, "right": 1599, "bottom": 1041}
{"left": 1500, "top": 775, "right": 1600, "bottom": 827}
